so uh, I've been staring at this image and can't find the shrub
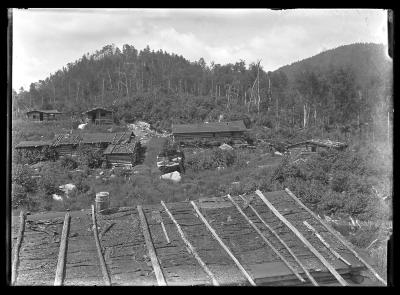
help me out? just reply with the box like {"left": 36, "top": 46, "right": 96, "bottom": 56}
{"left": 77, "top": 146, "right": 104, "bottom": 169}
{"left": 60, "top": 156, "right": 79, "bottom": 170}
{"left": 12, "top": 164, "right": 37, "bottom": 193}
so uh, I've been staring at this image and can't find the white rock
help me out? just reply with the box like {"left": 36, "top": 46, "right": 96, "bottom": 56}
{"left": 52, "top": 194, "right": 63, "bottom": 201}
{"left": 59, "top": 183, "right": 76, "bottom": 195}
{"left": 78, "top": 123, "right": 87, "bottom": 129}
{"left": 219, "top": 143, "right": 233, "bottom": 150}
{"left": 160, "top": 171, "right": 181, "bottom": 183}
{"left": 274, "top": 151, "right": 283, "bottom": 156}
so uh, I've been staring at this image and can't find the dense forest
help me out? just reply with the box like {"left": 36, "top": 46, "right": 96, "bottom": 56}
{"left": 12, "top": 42, "right": 392, "bottom": 135}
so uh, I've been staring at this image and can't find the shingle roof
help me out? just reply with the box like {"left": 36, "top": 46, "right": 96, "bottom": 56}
{"left": 26, "top": 109, "right": 62, "bottom": 114}
{"left": 172, "top": 120, "right": 247, "bottom": 134}
{"left": 81, "top": 132, "right": 133, "bottom": 144}
{"left": 286, "top": 139, "right": 347, "bottom": 150}
{"left": 52, "top": 131, "right": 134, "bottom": 146}
{"left": 15, "top": 141, "right": 52, "bottom": 148}
{"left": 103, "top": 142, "right": 138, "bottom": 154}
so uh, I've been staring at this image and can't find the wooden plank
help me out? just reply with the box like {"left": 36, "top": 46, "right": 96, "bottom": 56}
{"left": 190, "top": 200, "right": 256, "bottom": 286}
{"left": 285, "top": 188, "right": 387, "bottom": 286}
{"left": 137, "top": 205, "right": 167, "bottom": 286}
{"left": 237, "top": 194, "right": 318, "bottom": 286}
{"left": 255, "top": 190, "right": 348, "bottom": 286}
{"left": 226, "top": 195, "right": 305, "bottom": 283}
{"left": 54, "top": 213, "right": 71, "bottom": 286}
{"left": 11, "top": 211, "right": 26, "bottom": 285}
{"left": 303, "top": 221, "right": 352, "bottom": 267}
{"left": 91, "top": 205, "right": 112, "bottom": 286}
{"left": 161, "top": 201, "right": 219, "bottom": 286}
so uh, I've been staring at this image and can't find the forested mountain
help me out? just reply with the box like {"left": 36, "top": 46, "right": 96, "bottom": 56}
{"left": 12, "top": 42, "right": 392, "bottom": 132}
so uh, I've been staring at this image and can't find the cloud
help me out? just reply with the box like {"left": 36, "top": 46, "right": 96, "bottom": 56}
{"left": 12, "top": 8, "right": 388, "bottom": 90}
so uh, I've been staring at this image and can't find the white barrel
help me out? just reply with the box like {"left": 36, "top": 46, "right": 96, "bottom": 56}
{"left": 95, "top": 192, "right": 110, "bottom": 213}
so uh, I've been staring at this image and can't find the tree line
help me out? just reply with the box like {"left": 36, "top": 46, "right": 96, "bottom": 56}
{"left": 12, "top": 43, "right": 392, "bottom": 136}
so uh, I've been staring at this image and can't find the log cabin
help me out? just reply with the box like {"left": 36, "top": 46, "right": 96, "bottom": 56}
{"left": 286, "top": 139, "right": 347, "bottom": 155}
{"left": 26, "top": 110, "right": 63, "bottom": 122}
{"left": 172, "top": 120, "right": 247, "bottom": 145}
{"left": 83, "top": 107, "right": 113, "bottom": 125}
{"left": 103, "top": 141, "right": 141, "bottom": 169}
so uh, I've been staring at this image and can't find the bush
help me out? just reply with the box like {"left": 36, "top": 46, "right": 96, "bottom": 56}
{"left": 185, "top": 148, "right": 237, "bottom": 172}
{"left": 77, "top": 146, "right": 104, "bottom": 169}
{"left": 60, "top": 156, "right": 79, "bottom": 170}
{"left": 12, "top": 164, "right": 37, "bottom": 193}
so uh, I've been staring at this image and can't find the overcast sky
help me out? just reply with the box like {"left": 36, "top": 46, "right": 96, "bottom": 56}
{"left": 12, "top": 8, "right": 388, "bottom": 91}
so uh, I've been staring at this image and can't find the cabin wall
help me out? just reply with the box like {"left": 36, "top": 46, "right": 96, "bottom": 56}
{"left": 174, "top": 131, "right": 245, "bottom": 141}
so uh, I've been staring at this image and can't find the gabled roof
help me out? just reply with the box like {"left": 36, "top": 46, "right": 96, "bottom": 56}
{"left": 15, "top": 140, "right": 52, "bottom": 148}
{"left": 286, "top": 139, "right": 347, "bottom": 150}
{"left": 26, "top": 109, "right": 62, "bottom": 114}
{"left": 83, "top": 107, "right": 113, "bottom": 114}
{"left": 172, "top": 120, "right": 247, "bottom": 134}
{"left": 103, "top": 142, "right": 138, "bottom": 154}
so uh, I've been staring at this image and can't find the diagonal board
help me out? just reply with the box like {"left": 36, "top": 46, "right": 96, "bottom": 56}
{"left": 161, "top": 201, "right": 219, "bottom": 286}
{"left": 255, "top": 190, "right": 348, "bottom": 286}
{"left": 137, "top": 205, "right": 167, "bottom": 286}
{"left": 285, "top": 188, "right": 387, "bottom": 286}
{"left": 54, "top": 213, "right": 71, "bottom": 286}
{"left": 190, "top": 201, "right": 256, "bottom": 286}
{"left": 226, "top": 195, "right": 305, "bottom": 283}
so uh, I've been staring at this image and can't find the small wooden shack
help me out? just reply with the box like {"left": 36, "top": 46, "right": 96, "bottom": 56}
{"left": 286, "top": 139, "right": 348, "bottom": 153}
{"left": 83, "top": 107, "right": 113, "bottom": 125}
{"left": 52, "top": 134, "right": 82, "bottom": 157}
{"left": 26, "top": 110, "right": 63, "bottom": 121}
{"left": 172, "top": 120, "right": 247, "bottom": 144}
{"left": 103, "top": 141, "right": 141, "bottom": 169}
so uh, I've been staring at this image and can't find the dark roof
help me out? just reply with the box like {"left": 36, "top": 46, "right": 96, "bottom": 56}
{"left": 286, "top": 139, "right": 347, "bottom": 150}
{"left": 15, "top": 140, "right": 52, "bottom": 148}
{"left": 83, "top": 107, "right": 113, "bottom": 114}
{"left": 26, "top": 109, "right": 62, "bottom": 114}
{"left": 10, "top": 189, "right": 374, "bottom": 286}
{"left": 52, "top": 131, "right": 134, "bottom": 146}
{"left": 103, "top": 142, "right": 138, "bottom": 154}
{"left": 172, "top": 120, "right": 247, "bottom": 134}
{"left": 81, "top": 131, "right": 134, "bottom": 144}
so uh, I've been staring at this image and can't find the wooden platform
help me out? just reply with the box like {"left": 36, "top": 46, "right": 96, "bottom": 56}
{"left": 10, "top": 190, "right": 384, "bottom": 286}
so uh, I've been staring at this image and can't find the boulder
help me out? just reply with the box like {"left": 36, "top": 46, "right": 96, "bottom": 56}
{"left": 59, "top": 183, "right": 76, "bottom": 195}
{"left": 52, "top": 194, "right": 63, "bottom": 201}
{"left": 160, "top": 171, "right": 181, "bottom": 183}
{"left": 78, "top": 123, "right": 87, "bottom": 129}
{"left": 219, "top": 143, "right": 233, "bottom": 150}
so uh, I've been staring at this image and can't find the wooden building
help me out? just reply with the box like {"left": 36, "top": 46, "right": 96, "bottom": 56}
{"left": 52, "top": 134, "right": 82, "bottom": 157}
{"left": 172, "top": 120, "right": 247, "bottom": 144}
{"left": 103, "top": 141, "right": 141, "bottom": 169}
{"left": 26, "top": 110, "right": 63, "bottom": 121}
{"left": 14, "top": 140, "right": 52, "bottom": 151}
{"left": 83, "top": 107, "right": 113, "bottom": 125}
{"left": 286, "top": 139, "right": 348, "bottom": 154}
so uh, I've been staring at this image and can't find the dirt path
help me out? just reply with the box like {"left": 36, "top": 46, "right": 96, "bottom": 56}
{"left": 142, "top": 137, "right": 167, "bottom": 169}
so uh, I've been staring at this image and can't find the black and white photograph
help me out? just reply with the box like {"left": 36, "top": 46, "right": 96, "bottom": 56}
{"left": 9, "top": 8, "right": 392, "bottom": 286}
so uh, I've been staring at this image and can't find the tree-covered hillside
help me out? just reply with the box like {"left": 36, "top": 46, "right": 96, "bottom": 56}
{"left": 12, "top": 42, "right": 392, "bottom": 134}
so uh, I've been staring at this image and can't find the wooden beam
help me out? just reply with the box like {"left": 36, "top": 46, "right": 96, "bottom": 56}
{"left": 285, "top": 188, "right": 387, "bottom": 286}
{"left": 54, "top": 213, "right": 71, "bottom": 286}
{"left": 190, "top": 201, "right": 256, "bottom": 286}
{"left": 161, "top": 201, "right": 219, "bottom": 286}
{"left": 303, "top": 221, "right": 352, "bottom": 267}
{"left": 91, "top": 205, "right": 112, "bottom": 286}
{"left": 237, "top": 194, "right": 318, "bottom": 286}
{"left": 227, "top": 195, "right": 305, "bottom": 283}
{"left": 11, "top": 211, "right": 26, "bottom": 285}
{"left": 137, "top": 205, "right": 167, "bottom": 286}
{"left": 255, "top": 190, "right": 348, "bottom": 286}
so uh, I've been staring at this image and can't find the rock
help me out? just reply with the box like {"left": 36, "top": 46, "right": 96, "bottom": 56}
{"left": 78, "top": 123, "right": 87, "bottom": 129}
{"left": 99, "top": 171, "right": 104, "bottom": 175}
{"left": 274, "top": 151, "right": 283, "bottom": 156}
{"left": 160, "top": 171, "right": 181, "bottom": 183}
{"left": 219, "top": 143, "right": 233, "bottom": 150}
{"left": 59, "top": 183, "right": 76, "bottom": 195}
{"left": 52, "top": 194, "right": 63, "bottom": 201}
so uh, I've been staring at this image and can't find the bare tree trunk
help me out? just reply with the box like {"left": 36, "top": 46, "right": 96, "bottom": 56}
{"left": 303, "top": 103, "right": 307, "bottom": 128}
{"left": 76, "top": 82, "right": 80, "bottom": 103}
